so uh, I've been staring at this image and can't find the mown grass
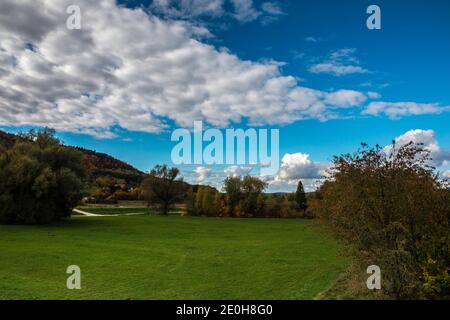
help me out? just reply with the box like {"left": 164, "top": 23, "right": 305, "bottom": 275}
{"left": 0, "top": 215, "right": 349, "bottom": 300}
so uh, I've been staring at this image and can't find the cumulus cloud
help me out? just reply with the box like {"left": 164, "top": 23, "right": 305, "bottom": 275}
{"left": 264, "top": 153, "right": 330, "bottom": 192}
{"left": 277, "top": 153, "right": 329, "bottom": 180}
{"left": 194, "top": 166, "right": 212, "bottom": 183}
{"left": 0, "top": 0, "right": 370, "bottom": 138}
{"left": 362, "top": 102, "right": 450, "bottom": 118}
{"left": 265, "top": 129, "right": 450, "bottom": 192}
{"left": 385, "top": 129, "right": 450, "bottom": 167}
{"left": 325, "top": 90, "right": 367, "bottom": 108}
{"left": 309, "top": 48, "right": 369, "bottom": 76}
{"left": 224, "top": 165, "right": 253, "bottom": 176}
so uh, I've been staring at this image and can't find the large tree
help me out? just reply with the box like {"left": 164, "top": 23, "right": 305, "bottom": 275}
{"left": 0, "top": 129, "right": 87, "bottom": 224}
{"left": 315, "top": 142, "right": 450, "bottom": 299}
{"left": 141, "top": 165, "right": 187, "bottom": 215}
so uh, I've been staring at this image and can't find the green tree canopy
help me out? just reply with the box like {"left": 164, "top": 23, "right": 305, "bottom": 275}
{"left": 0, "top": 129, "right": 87, "bottom": 224}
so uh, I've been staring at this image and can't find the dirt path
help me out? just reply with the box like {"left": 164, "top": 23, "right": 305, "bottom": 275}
{"left": 72, "top": 208, "right": 144, "bottom": 217}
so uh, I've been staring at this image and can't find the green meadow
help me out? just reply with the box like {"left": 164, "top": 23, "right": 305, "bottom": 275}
{"left": 0, "top": 214, "right": 348, "bottom": 300}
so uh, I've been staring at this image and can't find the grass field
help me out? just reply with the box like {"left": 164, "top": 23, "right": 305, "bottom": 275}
{"left": 0, "top": 215, "right": 349, "bottom": 300}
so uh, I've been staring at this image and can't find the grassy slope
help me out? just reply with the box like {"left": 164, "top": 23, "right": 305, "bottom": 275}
{"left": 0, "top": 216, "right": 349, "bottom": 300}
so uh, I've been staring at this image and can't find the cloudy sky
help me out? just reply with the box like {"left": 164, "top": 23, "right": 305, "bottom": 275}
{"left": 0, "top": 0, "right": 449, "bottom": 191}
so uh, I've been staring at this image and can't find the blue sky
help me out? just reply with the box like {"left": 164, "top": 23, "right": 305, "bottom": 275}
{"left": 1, "top": 0, "right": 449, "bottom": 191}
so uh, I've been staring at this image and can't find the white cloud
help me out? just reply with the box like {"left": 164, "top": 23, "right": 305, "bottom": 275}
{"left": 278, "top": 153, "right": 329, "bottom": 179}
{"left": 224, "top": 165, "right": 252, "bottom": 176}
{"left": 325, "top": 90, "right": 367, "bottom": 108}
{"left": 261, "top": 2, "right": 284, "bottom": 15}
{"left": 259, "top": 1, "right": 284, "bottom": 24}
{"left": 194, "top": 166, "right": 212, "bottom": 183}
{"left": 151, "top": 0, "right": 225, "bottom": 19}
{"left": 150, "top": 0, "right": 284, "bottom": 25}
{"left": 264, "top": 153, "right": 330, "bottom": 192}
{"left": 309, "top": 64, "right": 368, "bottom": 76}
{"left": 367, "top": 91, "right": 381, "bottom": 99}
{"left": 385, "top": 129, "right": 450, "bottom": 167}
{"left": 362, "top": 102, "right": 450, "bottom": 118}
{"left": 0, "top": 0, "right": 369, "bottom": 138}
{"left": 309, "top": 48, "right": 369, "bottom": 76}
{"left": 305, "top": 36, "right": 320, "bottom": 43}
{"left": 266, "top": 130, "right": 450, "bottom": 192}
{"left": 230, "top": 0, "right": 261, "bottom": 22}
{"left": 442, "top": 170, "right": 450, "bottom": 179}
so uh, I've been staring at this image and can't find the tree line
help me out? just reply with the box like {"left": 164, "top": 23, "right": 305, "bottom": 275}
{"left": 184, "top": 176, "right": 309, "bottom": 218}
{"left": 138, "top": 164, "right": 309, "bottom": 218}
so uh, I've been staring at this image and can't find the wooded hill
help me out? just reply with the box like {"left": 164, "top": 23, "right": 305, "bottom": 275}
{"left": 0, "top": 130, "right": 144, "bottom": 188}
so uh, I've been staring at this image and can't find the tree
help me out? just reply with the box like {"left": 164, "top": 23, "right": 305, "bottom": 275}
{"left": 141, "top": 165, "right": 187, "bottom": 215}
{"left": 223, "top": 176, "right": 242, "bottom": 217}
{"left": 213, "top": 192, "right": 226, "bottom": 217}
{"left": 255, "top": 194, "right": 266, "bottom": 218}
{"left": 265, "top": 194, "right": 280, "bottom": 218}
{"left": 191, "top": 186, "right": 220, "bottom": 216}
{"left": 0, "top": 129, "right": 87, "bottom": 224}
{"left": 315, "top": 142, "right": 450, "bottom": 299}
{"left": 202, "top": 187, "right": 216, "bottom": 216}
{"left": 295, "top": 180, "right": 307, "bottom": 213}
{"left": 280, "top": 196, "right": 292, "bottom": 218}
{"left": 194, "top": 187, "right": 206, "bottom": 215}
{"left": 239, "top": 176, "right": 268, "bottom": 217}
{"left": 223, "top": 175, "right": 267, "bottom": 217}
{"left": 185, "top": 187, "right": 196, "bottom": 216}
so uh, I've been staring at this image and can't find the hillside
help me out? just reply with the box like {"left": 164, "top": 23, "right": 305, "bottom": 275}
{"left": 0, "top": 130, "right": 144, "bottom": 187}
{"left": 76, "top": 147, "right": 144, "bottom": 186}
{"left": 0, "top": 130, "right": 16, "bottom": 149}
